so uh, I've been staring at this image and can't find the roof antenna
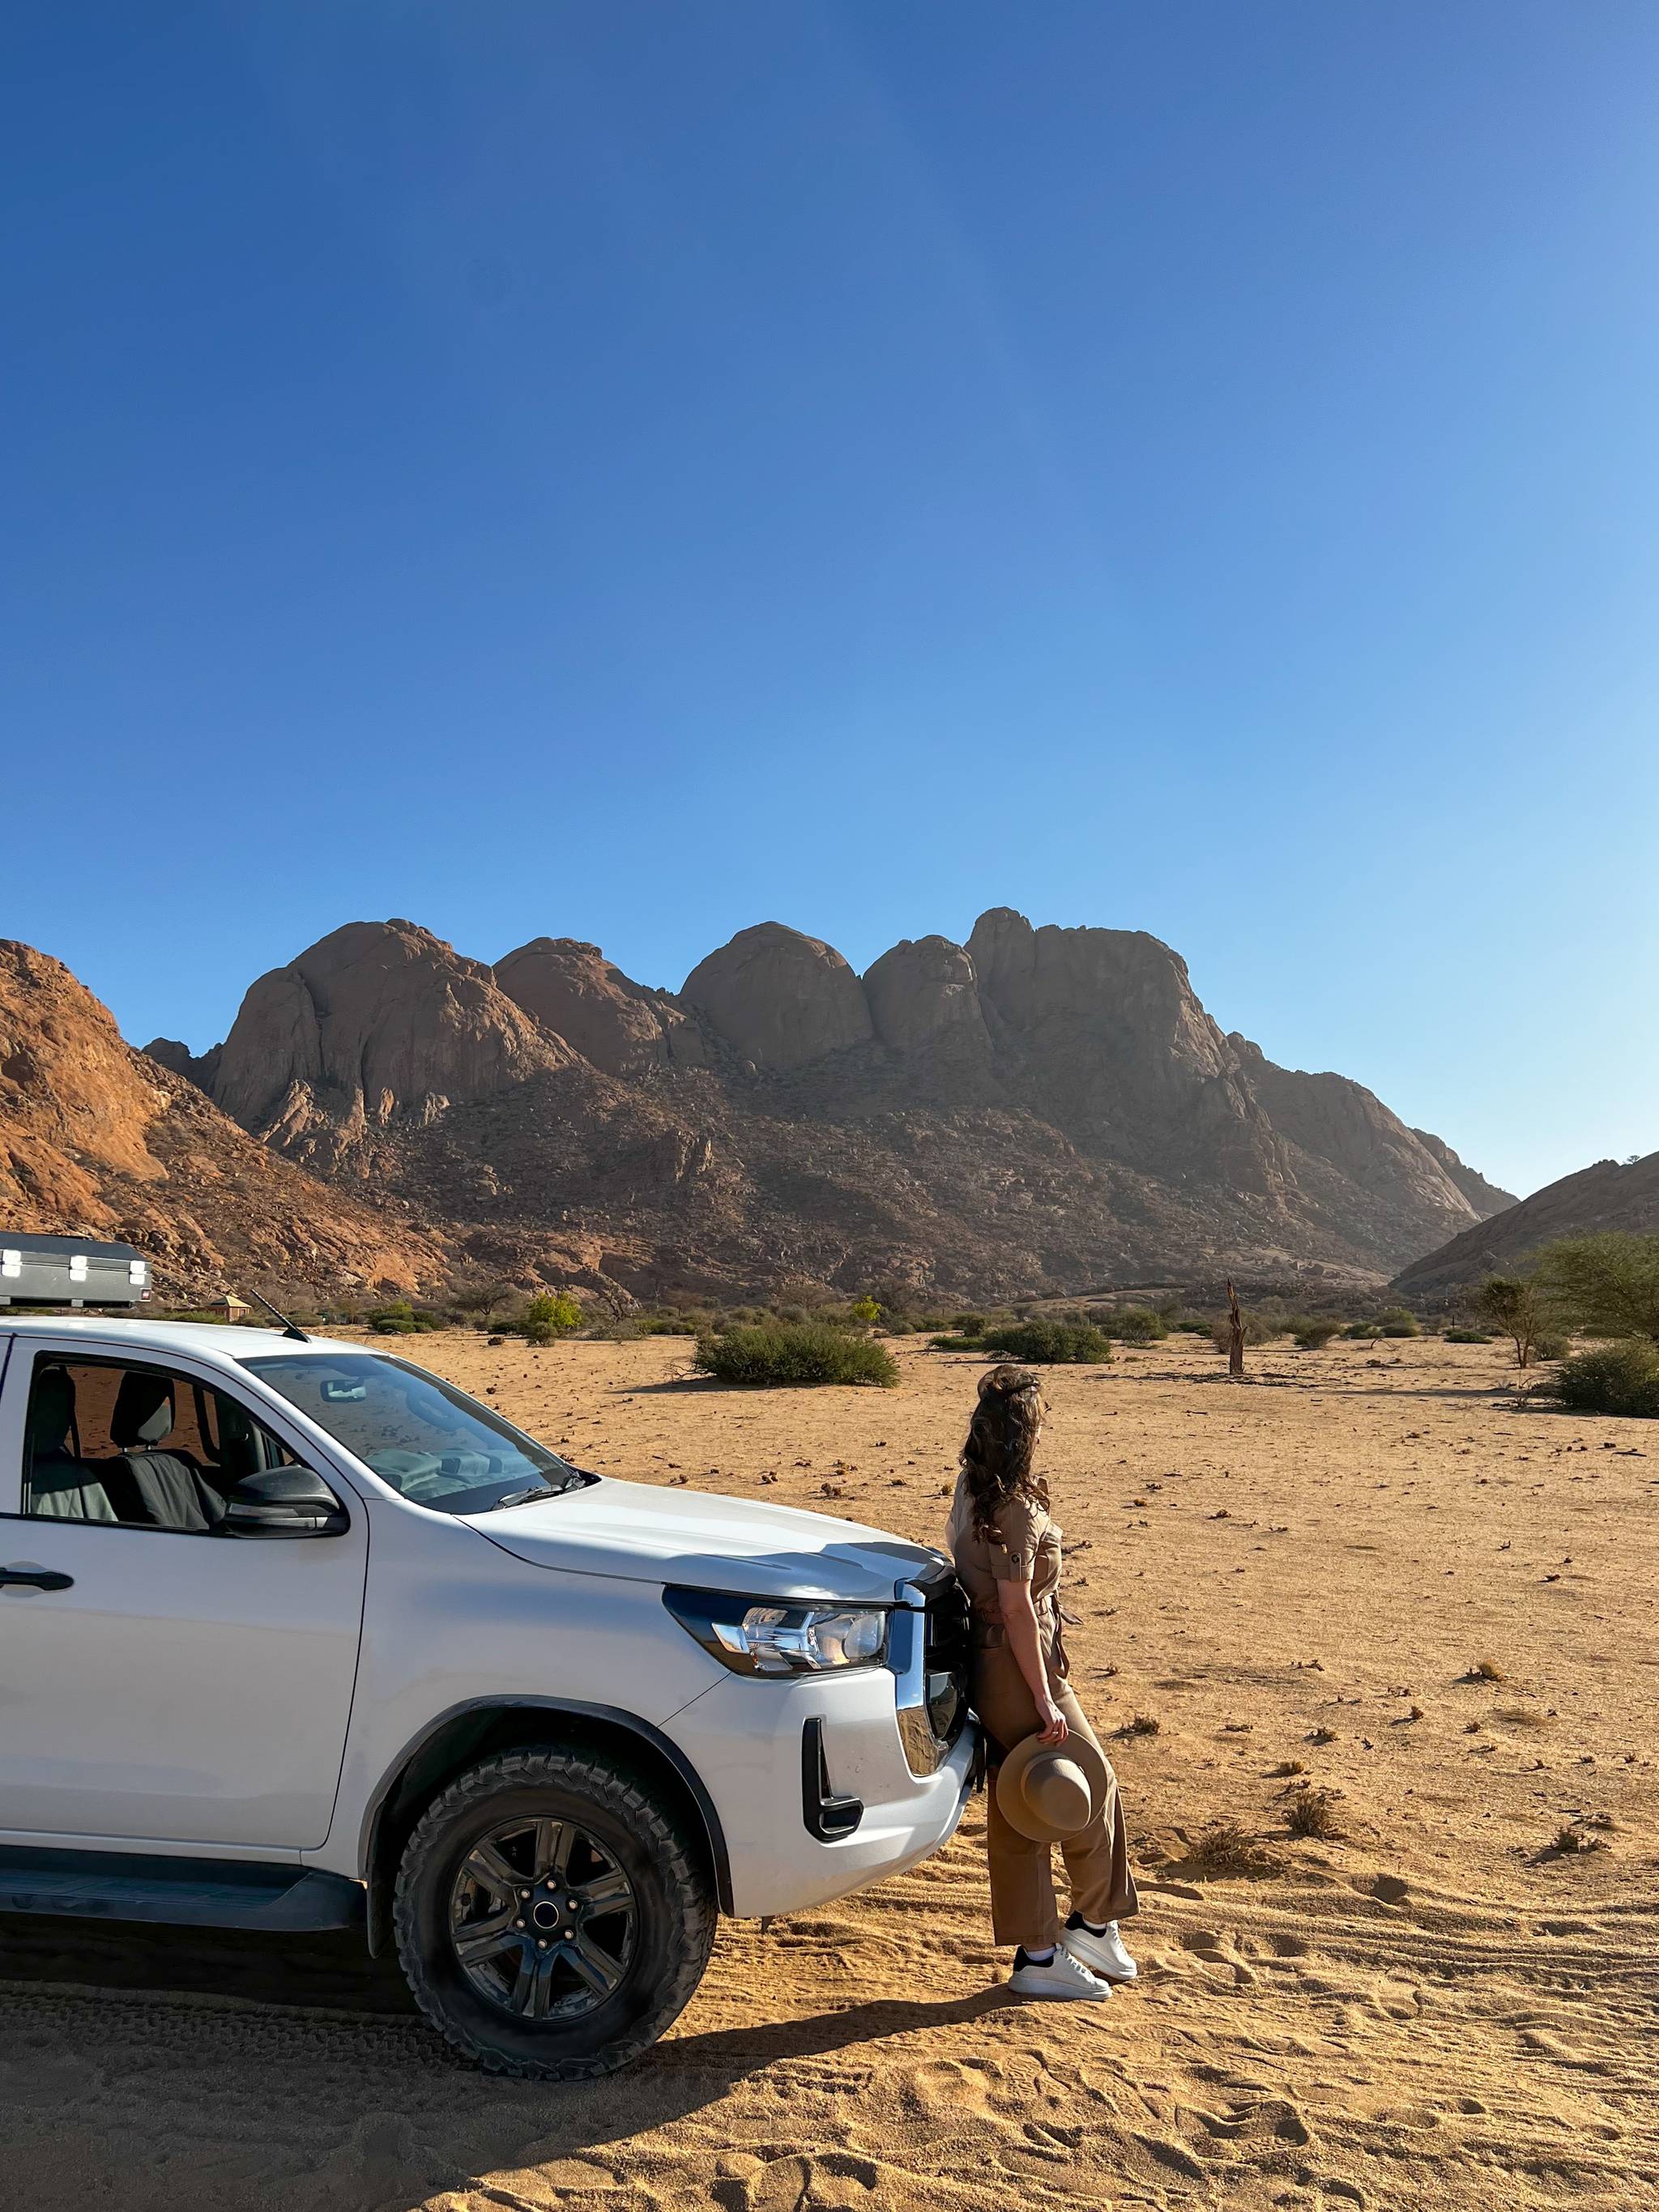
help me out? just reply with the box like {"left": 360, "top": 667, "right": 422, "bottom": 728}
{"left": 240, "top": 1288, "right": 311, "bottom": 1343}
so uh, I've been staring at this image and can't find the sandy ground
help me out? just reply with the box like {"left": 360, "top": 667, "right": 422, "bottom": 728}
{"left": 2, "top": 1331, "right": 1655, "bottom": 2211}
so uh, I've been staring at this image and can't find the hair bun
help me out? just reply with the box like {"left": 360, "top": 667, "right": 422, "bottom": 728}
{"left": 977, "top": 1363, "right": 1041, "bottom": 1399}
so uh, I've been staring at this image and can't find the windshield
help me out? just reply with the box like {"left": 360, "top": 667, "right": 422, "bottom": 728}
{"left": 241, "top": 1352, "right": 591, "bottom": 1515}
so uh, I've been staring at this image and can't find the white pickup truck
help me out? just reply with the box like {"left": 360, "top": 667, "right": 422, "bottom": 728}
{"left": 0, "top": 1316, "right": 975, "bottom": 2076}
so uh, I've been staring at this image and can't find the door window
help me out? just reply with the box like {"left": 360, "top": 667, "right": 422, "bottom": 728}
{"left": 21, "top": 1355, "right": 303, "bottom": 1532}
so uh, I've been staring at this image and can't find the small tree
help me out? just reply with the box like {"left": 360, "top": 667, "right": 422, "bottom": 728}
{"left": 522, "top": 1291, "right": 582, "bottom": 1345}
{"left": 1537, "top": 1234, "right": 1659, "bottom": 1344}
{"left": 454, "top": 1281, "right": 518, "bottom": 1329}
{"left": 1477, "top": 1274, "right": 1553, "bottom": 1370}
{"left": 849, "top": 1295, "right": 881, "bottom": 1327}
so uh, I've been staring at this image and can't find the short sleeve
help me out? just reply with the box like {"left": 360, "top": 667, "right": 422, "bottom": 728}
{"left": 984, "top": 1494, "right": 1043, "bottom": 1583}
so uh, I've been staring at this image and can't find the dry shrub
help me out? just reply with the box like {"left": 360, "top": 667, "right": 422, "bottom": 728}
{"left": 1286, "top": 1787, "right": 1343, "bottom": 1841}
{"left": 1183, "top": 1822, "right": 1281, "bottom": 1879}
{"left": 1126, "top": 1712, "right": 1162, "bottom": 1737}
{"left": 1552, "top": 1824, "right": 1605, "bottom": 1856}
{"left": 1269, "top": 1759, "right": 1307, "bottom": 1778}
{"left": 1467, "top": 1658, "right": 1508, "bottom": 1682}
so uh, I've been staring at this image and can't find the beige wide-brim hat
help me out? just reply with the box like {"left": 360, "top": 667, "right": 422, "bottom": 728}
{"left": 996, "top": 1729, "right": 1111, "bottom": 1843}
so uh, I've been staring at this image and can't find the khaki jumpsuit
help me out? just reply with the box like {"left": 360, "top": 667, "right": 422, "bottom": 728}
{"left": 948, "top": 1475, "right": 1138, "bottom": 1950}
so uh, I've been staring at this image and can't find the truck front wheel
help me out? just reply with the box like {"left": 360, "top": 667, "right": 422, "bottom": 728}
{"left": 392, "top": 1745, "right": 715, "bottom": 2078}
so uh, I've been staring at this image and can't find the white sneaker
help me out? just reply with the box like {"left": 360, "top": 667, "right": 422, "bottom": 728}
{"left": 1008, "top": 1948, "right": 1111, "bottom": 2001}
{"left": 1063, "top": 1919, "right": 1137, "bottom": 1982}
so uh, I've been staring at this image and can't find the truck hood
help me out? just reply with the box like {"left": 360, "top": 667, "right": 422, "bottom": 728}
{"left": 467, "top": 1477, "right": 947, "bottom": 1604}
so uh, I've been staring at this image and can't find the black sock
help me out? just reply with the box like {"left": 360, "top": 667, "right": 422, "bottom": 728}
{"left": 1014, "top": 1944, "right": 1056, "bottom": 1967}
{"left": 1066, "top": 1911, "right": 1108, "bottom": 1937}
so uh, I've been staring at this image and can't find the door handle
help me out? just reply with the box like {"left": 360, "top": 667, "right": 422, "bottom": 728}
{"left": 0, "top": 1564, "right": 75, "bottom": 1593}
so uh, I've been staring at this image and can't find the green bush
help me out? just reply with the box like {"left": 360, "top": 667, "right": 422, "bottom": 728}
{"left": 1172, "top": 1315, "right": 1212, "bottom": 1335}
{"left": 1375, "top": 1307, "right": 1421, "bottom": 1337}
{"left": 952, "top": 1312, "right": 987, "bottom": 1336}
{"left": 1551, "top": 1340, "right": 1659, "bottom": 1418}
{"left": 635, "top": 1311, "right": 699, "bottom": 1336}
{"left": 693, "top": 1323, "right": 898, "bottom": 1388}
{"left": 929, "top": 1333, "right": 983, "bottom": 1353}
{"left": 1444, "top": 1327, "right": 1494, "bottom": 1344}
{"left": 980, "top": 1319, "right": 1111, "bottom": 1365}
{"left": 1290, "top": 1316, "right": 1342, "bottom": 1349}
{"left": 1343, "top": 1320, "right": 1383, "bottom": 1340}
{"left": 522, "top": 1291, "right": 582, "bottom": 1346}
{"left": 368, "top": 1298, "right": 437, "bottom": 1335}
{"left": 1106, "top": 1306, "right": 1168, "bottom": 1343}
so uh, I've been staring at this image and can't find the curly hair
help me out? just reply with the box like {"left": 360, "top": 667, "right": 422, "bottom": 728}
{"left": 960, "top": 1364, "right": 1047, "bottom": 1539}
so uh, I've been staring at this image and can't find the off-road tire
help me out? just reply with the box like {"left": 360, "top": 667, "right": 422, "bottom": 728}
{"left": 392, "top": 1745, "right": 716, "bottom": 2079}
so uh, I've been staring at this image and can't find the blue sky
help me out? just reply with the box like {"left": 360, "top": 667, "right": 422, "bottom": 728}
{"left": 5, "top": 2, "right": 1656, "bottom": 1200}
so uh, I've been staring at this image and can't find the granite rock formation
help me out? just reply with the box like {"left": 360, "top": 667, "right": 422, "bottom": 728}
{"left": 135, "top": 909, "right": 1514, "bottom": 1302}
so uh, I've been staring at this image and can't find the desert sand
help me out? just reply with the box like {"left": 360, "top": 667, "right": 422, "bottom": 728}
{"left": 1, "top": 1331, "right": 1654, "bottom": 2210}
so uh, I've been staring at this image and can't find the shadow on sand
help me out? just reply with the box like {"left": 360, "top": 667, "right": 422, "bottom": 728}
{"left": 0, "top": 1914, "right": 1017, "bottom": 2208}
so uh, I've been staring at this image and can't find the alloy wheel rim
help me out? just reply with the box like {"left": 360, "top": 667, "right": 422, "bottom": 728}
{"left": 448, "top": 1814, "right": 637, "bottom": 2021}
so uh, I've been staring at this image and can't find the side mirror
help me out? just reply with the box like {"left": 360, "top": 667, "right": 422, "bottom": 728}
{"left": 221, "top": 1466, "right": 348, "bottom": 1539}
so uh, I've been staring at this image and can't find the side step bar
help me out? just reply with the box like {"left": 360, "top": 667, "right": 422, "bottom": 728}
{"left": 0, "top": 1846, "right": 365, "bottom": 1933}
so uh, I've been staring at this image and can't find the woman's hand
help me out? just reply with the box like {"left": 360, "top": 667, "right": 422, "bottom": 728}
{"left": 1035, "top": 1692, "right": 1068, "bottom": 1745}
{"left": 997, "top": 1575, "right": 1068, "bottom": 1742}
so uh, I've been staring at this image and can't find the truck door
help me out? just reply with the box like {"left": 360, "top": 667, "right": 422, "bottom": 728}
{"left": 0, "top": 1341, "right": 367, "bottom": 1849}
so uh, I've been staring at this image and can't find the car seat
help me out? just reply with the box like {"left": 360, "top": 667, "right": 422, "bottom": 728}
{"left": 110, "top": 1371, "right": 227, "bottom": 1532}
{"left": 25, "top": 1366, "right": 126, "bottom": 1521}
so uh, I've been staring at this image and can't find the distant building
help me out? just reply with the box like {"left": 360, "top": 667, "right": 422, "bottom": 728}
{"left": 212, "top": 1293, "right": 251, "bottom": 1325}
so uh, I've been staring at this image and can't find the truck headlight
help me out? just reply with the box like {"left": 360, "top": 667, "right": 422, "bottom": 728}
{"left": 664, "top": 1588, "right": 889, "bottom": 1676}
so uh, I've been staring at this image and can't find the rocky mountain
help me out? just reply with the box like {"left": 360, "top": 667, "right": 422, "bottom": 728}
{"left": 1406, "top": 1129, "right": 1515, "bottom": 1218}
{"left": 135, "top": 910, "right": 1513, "bottom": 1304}
{"left": 0, "top": 940, "right": 443, "bottom": 1305}
{"left": 1393, "top": 1150, "right": 1659, "bottom": 1299}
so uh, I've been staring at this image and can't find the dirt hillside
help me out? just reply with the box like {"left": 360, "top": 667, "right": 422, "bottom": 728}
{"left": 0, "top": 939, "right": 444, "bottom": 1304}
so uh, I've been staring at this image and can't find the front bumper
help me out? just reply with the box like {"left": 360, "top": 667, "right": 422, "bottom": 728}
{"left": 666, "top": 1663, "right": 979, "bottom": 1920}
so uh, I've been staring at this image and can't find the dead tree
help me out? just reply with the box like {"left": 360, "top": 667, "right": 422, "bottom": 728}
{"left": 1226, "top": 1278, "right": 1245, "bottom": 1378}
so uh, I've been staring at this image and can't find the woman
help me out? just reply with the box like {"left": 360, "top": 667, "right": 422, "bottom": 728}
{"left": 947, "top": 1365, "right": 1139, "bottom": 1999}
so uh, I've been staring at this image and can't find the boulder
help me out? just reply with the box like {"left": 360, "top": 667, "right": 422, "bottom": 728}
{"left": 680, "top": 923, "right": 873, "bottom": 1072}
{"left": 495, "top": 938, "right": 676, "bottom": 1076}
{"left": 212, "top": 920, "right": 566, "bottom": 1137}
{"left": 863, "top": 936, "right": 987, "bottom": 1052}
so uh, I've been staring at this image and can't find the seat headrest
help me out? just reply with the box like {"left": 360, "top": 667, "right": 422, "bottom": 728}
{"left": 211, "top": 1392, "right": 258, "bottom": 1481}
{"left": 28, "top": 1366, "right": 76, "bottom": 1454}
{"left": 112, "top": 1370, "right": 175, "bottom": 1449}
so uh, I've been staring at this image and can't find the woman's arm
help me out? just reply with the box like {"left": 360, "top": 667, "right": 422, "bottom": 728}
{"left": 996, "top": 1577, "right": 1068, "bottom": 1745}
